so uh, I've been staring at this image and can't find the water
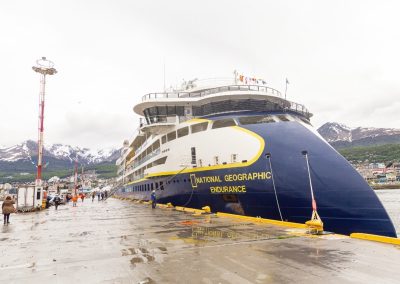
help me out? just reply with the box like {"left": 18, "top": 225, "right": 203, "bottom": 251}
{"left": 376, "top": 189, "right": 400, "bottom": 236}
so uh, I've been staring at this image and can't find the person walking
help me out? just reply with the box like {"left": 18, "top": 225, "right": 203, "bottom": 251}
{"left": 72, "top": 195, "right": 78, "bottom": 207}
{"left": 53, "top": 194, "right": 61, "bottom": 210}
{"left": 97, "top": 191, "right": 101, "bottom": 202}
{"left": 2, "top": 196, "right": 16, "bottom": 225}
{"left": 151, "top": 190, "right": 157, "bottom": 209}
{"left": 80, "top": 193, "right": 85, "bottom": 203}
{"left": 91, "top": 191, "right": 96, "bottom": 202}
{"left": 101, "top": 192, "right": 104, "bottom": 201}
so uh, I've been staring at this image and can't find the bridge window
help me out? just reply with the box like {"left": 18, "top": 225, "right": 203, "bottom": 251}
{"left": 192, "top": 99, "right": 283, "bottom": 116}
{"left": 161, "top": 135, "right": 167, "bottom": 144}
{"left": 239, "top": 115, "right": 275, "bottom": 125}
{"left": 167, "top": 106, "right": 184, "bottom": 116}
{"left": 143, "top": 106, "right": 185, "bottom": 123}
{"left": 157, "top": 106, "right": 167, "bottom": 115}
{"left": 212, "top": 119, "right": 236, "bottom": 129}
{"left": 191, "top": 122, "right": 208, "bottom": 134}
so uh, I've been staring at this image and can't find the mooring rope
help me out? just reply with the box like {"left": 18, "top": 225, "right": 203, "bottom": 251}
{"left": 266, "top": 153, "right": 283, "bottom": 221}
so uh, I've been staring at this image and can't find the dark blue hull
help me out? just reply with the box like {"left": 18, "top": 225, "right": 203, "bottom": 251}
{"left": 117, "top": 113, "right": 397, "bottom": 238}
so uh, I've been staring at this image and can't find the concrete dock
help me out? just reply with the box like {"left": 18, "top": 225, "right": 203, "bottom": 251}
{"left": 1, "top": 198, "right": 400, "bottom": 284}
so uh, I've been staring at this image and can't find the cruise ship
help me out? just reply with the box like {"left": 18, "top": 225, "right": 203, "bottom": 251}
{"left": 115, "top": 76, "right": 397, "bottom": 238}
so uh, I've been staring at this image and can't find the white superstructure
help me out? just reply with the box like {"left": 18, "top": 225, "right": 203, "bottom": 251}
{"left": 116, "top": 77, "right": 310, "bottom": 185}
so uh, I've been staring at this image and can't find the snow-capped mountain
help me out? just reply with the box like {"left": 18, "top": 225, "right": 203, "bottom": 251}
{"left": 318, "top": 122, "right": 400, "bottom": 148}
{"left": 317, "top": 122, "right": 352, "bottom": 143}
{"left": 0, "top": 140, "right": 119, "bottom": 165}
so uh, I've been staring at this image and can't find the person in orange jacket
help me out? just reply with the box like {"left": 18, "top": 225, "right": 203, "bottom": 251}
{"left": 72, "top": 195, "right": 78, "bottom": 207}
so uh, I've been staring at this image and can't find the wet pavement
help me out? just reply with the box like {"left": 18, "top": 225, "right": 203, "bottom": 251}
{"left": 1, "top": 198, "right": 400, "bottom": 284}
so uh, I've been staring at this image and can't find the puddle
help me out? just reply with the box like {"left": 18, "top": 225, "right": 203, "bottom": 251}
{"left": 130, "top": 257, "right": 143, "bottom": 265}
{"left": 157, "top": 247, "right": 167, "bottom": 252}
{"left": 138, "top": 248, "right": 149, "bottom": 254}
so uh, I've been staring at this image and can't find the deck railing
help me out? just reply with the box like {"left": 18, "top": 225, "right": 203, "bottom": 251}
{"left": 141, "top": 85, "right": 282, "bottom": 101}
{"left": 125, "top": 148, "right": 160, "bottom": 173}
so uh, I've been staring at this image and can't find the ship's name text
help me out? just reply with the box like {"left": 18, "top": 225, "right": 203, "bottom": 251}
{"left": 210, "top": 185, "right": 247, "bottom": 194}
{"left": 195, "top": 171, "right": 271, "bottom": 184}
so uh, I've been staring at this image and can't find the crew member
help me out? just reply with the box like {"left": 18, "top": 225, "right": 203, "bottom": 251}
{"left": 151, "top": 190, "right": 157, "bottom": 209}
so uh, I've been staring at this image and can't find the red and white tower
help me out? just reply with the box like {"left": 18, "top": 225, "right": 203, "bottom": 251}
{"left": 32, "top": 57, "right": 57, "bottom": 191}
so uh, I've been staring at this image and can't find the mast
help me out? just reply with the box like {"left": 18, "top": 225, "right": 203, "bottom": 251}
{"left": 74, "top": 161, "right": 78, "bottom": 196}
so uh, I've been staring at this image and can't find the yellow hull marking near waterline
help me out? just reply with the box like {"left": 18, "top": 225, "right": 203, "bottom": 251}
{"left": 216, "top": 212, "right": 308, "bottom": 229}
{"left": 350, "top": 233, "right": 400, "bottom": 246}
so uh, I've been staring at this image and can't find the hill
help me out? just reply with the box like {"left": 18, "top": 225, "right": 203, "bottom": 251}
{"left": 338, "top": 144, "right": 400, "bottom": 164}
{"left": 318, "top": 122, "right": 400, "bottom": 148}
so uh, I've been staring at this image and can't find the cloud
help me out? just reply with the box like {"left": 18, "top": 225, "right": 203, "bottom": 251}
{"left": 1, "top": 0, "right": 400, "bottom": 149}
{"left": 49, "top": 110, "right": 136, "bottom": 149}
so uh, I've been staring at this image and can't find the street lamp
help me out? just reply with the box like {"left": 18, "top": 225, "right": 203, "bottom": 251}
{"left": 32, "top": 57, "right": 57, "bottom": 209}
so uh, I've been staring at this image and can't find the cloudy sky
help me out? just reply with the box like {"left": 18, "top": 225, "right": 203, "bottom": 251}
{"left": 1, "top": 0, "right": 399, "bottom": 149}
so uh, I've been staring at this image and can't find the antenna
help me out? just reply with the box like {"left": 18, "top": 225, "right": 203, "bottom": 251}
{"left": 285, "top": 78, "right": 289, "bottom": 100}
{"left": 163, "top": 60, "right": 166, "bottom": 92}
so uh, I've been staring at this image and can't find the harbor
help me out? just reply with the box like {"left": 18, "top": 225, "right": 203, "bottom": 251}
{"left": 0, "top": 197, "right": 399, "bottom": 283}
{"left": 2, "top": 1, "right": 400, "bottom": 283}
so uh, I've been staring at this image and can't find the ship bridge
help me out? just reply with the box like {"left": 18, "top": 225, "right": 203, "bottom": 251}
{"left": 133, "top": 79, "right": 312, "bottom": 129}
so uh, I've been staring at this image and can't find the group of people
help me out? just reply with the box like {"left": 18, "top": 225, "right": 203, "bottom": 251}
{"left": 64, "top": 193, "right": 86, "bottom": 207}
{"left": 1, "top": 189, "right": 114, "bottom": 224}
{"left": 91, "top": 191, "right": 108, "bottom": 202}
{"left": 2, "top": 188, "right": 153, "bottom": 224}
{"left": 63, "top": 191, "right": 109, "bottom": 207}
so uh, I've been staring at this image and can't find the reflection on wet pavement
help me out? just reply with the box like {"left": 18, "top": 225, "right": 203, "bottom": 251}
{"left": 0, "top": 198, "right": 399, "bottom": 283}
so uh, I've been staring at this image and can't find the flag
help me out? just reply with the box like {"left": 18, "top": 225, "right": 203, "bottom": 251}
{"left": 286, "top": 78, "right": 289, "bottom": 84}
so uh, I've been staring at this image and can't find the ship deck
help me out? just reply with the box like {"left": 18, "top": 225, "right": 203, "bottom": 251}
{"left": 1, "top": 198, "right": 399, "bottom": 283}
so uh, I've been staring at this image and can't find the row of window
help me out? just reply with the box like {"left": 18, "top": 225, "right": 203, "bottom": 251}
{"left": 161, "top": 121, "right": 210, "bottom": 144}
{"left": 143, "top": 99, "right": 286, "bottom": 119}
{"left": 125, "top": 181, "right": 165, "bottom": 193}
{"left": 124, "top": 177, "right": 195, "bottom": 193}
{"left": 192, "top": 99, "right": 283, "bottom": 116}
{"left": 143, "top": 106, "right": 185, "bottom": 124}
{"left": 160, "top": 114, "right": 310, "bottom": 145}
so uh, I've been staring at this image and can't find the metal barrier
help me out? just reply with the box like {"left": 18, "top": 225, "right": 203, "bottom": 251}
{"left": 142, "top": 85, "right": 283, "bottom": 101}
